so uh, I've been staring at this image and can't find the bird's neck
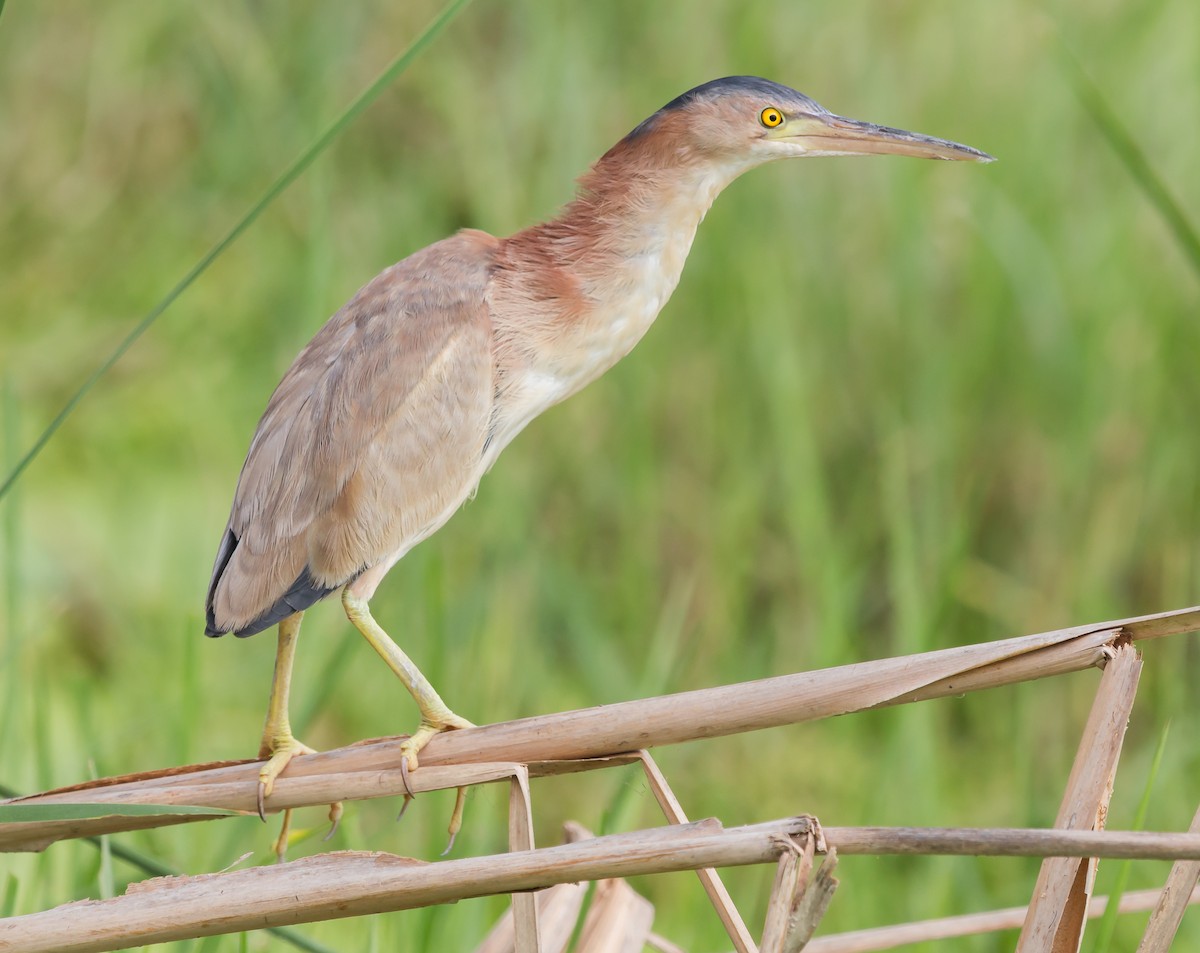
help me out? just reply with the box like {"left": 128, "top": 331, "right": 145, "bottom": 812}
{"left": 484, "top": 145, "right": 749, "bottom": 460}
{"left": 554, "top": 146, "right": 745, "bottom": 294}
{"left": 496, "top": 144, "right": 747, "bottom": 356}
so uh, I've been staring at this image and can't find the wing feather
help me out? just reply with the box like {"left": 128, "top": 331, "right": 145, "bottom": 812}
{"left": 206, "top": 230, "right": 498, "bottom": 634}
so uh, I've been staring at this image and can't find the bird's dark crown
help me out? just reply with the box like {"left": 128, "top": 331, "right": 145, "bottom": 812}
{"left": 626, "top": 76, "right": 824, "bottom": 140}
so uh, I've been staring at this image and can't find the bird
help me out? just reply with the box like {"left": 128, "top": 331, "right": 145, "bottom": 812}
{"left": 205, "top": 76, "right": 991, "bottom": 824}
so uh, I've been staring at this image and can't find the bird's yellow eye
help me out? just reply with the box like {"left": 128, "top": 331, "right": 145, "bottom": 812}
{"left": 760, "top": 107, "right": 784, "bottom": 128}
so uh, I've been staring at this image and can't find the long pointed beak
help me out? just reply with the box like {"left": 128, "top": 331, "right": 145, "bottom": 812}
{"left": 781, "top": 113, "right": 994, "bottom": 162}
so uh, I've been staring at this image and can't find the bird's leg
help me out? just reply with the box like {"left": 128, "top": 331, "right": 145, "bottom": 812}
{"left": 341, "top": 589, "right": 473, "bottom": 772}
{"left": 257, "top": 612, "right": 343, "bottom": 842}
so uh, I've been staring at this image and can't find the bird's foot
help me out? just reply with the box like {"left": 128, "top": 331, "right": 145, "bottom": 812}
{"left": 257, "top": 733, "right": 343, "bottom": 859}
{"left": 395, "top": 708, "right": 473, "bottom": 854}
{"left": 257, "top": 734, "right": 317, "bottom": 819}
{"left": 398, "top": 708, "right": 474, "bottom": 773}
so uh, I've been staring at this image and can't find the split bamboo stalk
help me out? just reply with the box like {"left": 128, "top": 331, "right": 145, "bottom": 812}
{"left": 761, "top": 836, "right": 816, "bottom": 953}
{"left": 804, "top": 886, "right": 1200, "bottom": 953}
{"left": 788, "top": 848, "right": 839, "bottom": 951}
{"left": 1016, "top": 643, "right": 1141, "bottom": 952}
{"left": 761, "top": 834, "right": 839, "bottom": 953}
{"left": 4, "top": 820, "right": 1200, "bottom": 953}
{"left": 5, "top": 605, "right": 1197, "bottom": 852}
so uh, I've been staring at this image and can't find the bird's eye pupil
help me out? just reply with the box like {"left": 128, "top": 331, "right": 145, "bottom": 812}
{"left": 761, "top": 108, "right": 783, "bottom": 128}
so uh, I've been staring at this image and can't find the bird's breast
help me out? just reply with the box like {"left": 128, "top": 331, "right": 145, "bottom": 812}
{"left": 484, "top": 255, "right": 686, "bottom": 470}
{"left": 486, "top": 182, "right": 719, "bottom": 462}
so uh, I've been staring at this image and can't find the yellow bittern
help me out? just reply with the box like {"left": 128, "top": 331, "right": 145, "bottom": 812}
{"left": 205, "top": 77, "right": 990, "bottom": 822}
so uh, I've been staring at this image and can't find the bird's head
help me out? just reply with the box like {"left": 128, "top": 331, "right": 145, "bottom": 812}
{"left": 624, "top": 76, "right": 993, "bottom": 171}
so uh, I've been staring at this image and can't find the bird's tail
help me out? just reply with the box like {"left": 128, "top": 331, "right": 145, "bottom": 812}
{"left": 204, "top": 528, "right": 338, "bottom": 637}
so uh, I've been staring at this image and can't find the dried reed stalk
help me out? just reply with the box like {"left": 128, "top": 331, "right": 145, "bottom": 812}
{"left": 474, "top": 882, "right": 586, "bottom": 953}
{"left": 823, "top": 827, "right": 1200, "bottom": 859}
{"left": 762, "top": 834, "right": 839, "bottom": 953}
{"left": 804, "top": 885, "right": 1200, "bottom": 953}
{"left": 1137, "top": 801, "right": 1200, "bottom": 952}
{"left": 5, "top": 819, "right": 1200, "bottom": 953}
{"left": 506, "top": 767, "right": 540, "bottom": 953}
{"left": 5, "top": 605, "right": 1196, "bottom": 852}
{"left": 637, "top": 751, "right": 759, "bottom": 953}
{"left": 474, "top": 823, "right": 593, "bottom": 953}
{"left": 572, "top": 875, "right": 655, "bottom": 953}
{"left": 1016, "top": 643, "right": 1141, "bottom": 952}
{"left": 0, "top": 817, "right": 806, "bottom": 953}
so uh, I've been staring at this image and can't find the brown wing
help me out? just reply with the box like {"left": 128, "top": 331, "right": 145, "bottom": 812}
{"left": 206, "top": 230, "right": 499, "bottom": 635}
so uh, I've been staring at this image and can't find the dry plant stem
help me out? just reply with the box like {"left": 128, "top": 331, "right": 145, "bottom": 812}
{"left": 1, "top": 762, "right": 526, "bottom": 853}
{"left": 506, "top": 768, "right": 540, "bottom": 953}
{"left": 804, "top": 886, "right": 1200, "bottom": 953}
{"left": 7, "top": 605, "right": 1195, "bottom": 852}
{"left": 473, "top": 882, "right": 586, "bottom": 953}
{"left": 474, "top": 826, "right": 595, "bottom": 953}
{"left": 0, "top": 817, "right": 808, "bottom": 953}
{"left": 760, "top": 835, "right": 816, "bottom": 953}
{"left": 475, "top": 884, "right": 587, "bottom": 953}
{"left": 574, "top": 877, "right": 655, "bottom": 953}
{"left": 1137, "top": 801, "right": 1200, "bottom": 952}
{"left": 1016, "top": 643, "right": 1141, "bottom": 953}
{"left": 786, "top": 848, "right": 839, "bottom": 953}
{"left": 819, "top": 827, "right": 1200, "bottom": 859}
{"left": 637, "top": 751, "right": 759, "bottom": 953}
{"left": 6, "top": 820, "right": 1200, "bottom": 953}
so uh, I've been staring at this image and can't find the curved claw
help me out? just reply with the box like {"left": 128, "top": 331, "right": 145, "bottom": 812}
{"left": 399, "top": 754, "right": 415, "bottom": 798}
{"left": 395, "top": 757, "right": 416, "bottom": 823}
{"left": 257, "top": 781, "right": 268, "bottom": 823}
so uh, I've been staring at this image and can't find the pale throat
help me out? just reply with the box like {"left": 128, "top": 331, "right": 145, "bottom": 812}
{"left": 557, "top": 160, "right": 746, "bottom": 388}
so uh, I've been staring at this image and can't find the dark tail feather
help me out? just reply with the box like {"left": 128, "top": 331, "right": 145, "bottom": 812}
{"left": 230, "top": 566, "right": 339, "bottom": 638}
{"left": 204, "top": 527, "right": 239, "bottom": 637}
{"left": 204, "top": 527, "right": 338, "bottom": 637}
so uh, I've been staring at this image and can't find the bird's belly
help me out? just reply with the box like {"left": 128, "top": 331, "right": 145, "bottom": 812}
{"left": 348, "top": 474, "right": 484, "bottom": 600}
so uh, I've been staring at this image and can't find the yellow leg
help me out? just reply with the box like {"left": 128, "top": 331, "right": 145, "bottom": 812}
{"left": 342, "top": 589, "right": 473, "bottom": 771}
{"left": 257, "top": 612, "right": 343, "bottom": 843}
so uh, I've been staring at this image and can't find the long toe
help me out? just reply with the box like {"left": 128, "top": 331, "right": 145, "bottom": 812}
{"left": 256, "top": 737, "right": 317, "bottom": 820}
{"left": 398, "top": 713, "right": 473, "bottom": 773}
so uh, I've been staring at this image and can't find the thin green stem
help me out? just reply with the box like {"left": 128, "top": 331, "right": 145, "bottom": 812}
{"left": 1059, "top": 45, "right": 1200, "bottom": 281}
{"left": 0, "top": 0, "right": 475, "bottom": 502}
{"left": 1, "top": 378, "right": 17, "bottom": 653}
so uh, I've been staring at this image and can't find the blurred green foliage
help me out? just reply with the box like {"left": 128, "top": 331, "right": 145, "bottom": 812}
{"left": 2, "top": 1, "right": 1198, "bottom": 950}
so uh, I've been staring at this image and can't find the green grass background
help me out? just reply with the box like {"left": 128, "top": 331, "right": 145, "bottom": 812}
{"left": 2, "top": 1, "right": 1199, "bottom": 950}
